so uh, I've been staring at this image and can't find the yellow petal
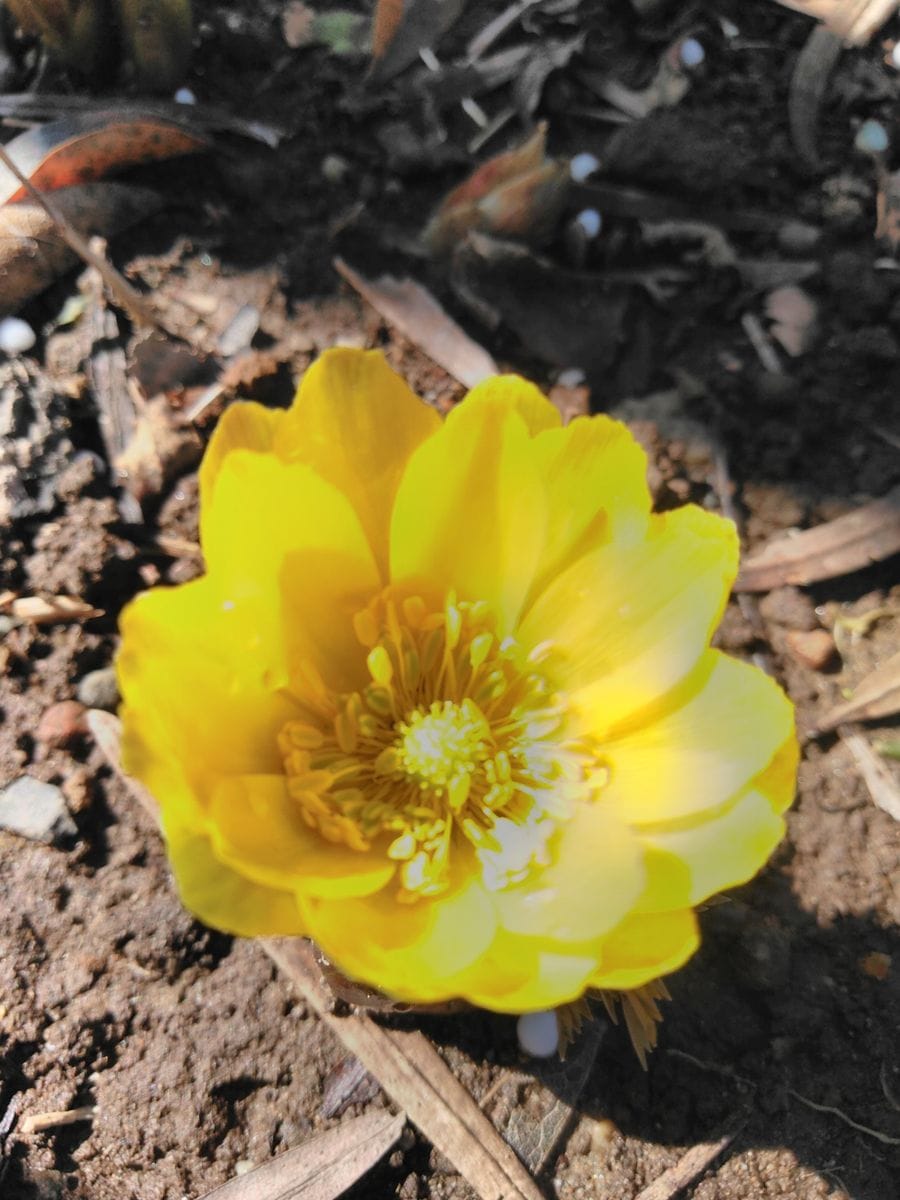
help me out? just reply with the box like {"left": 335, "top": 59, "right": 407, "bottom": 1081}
{"left": 301, "top": 871, "right": 497, "bottom": 1004}
{"left": 118, "top": 578, "right": 297, "bottom": 791}
{"left": 391, "top": 388, "right": 546, "bottom": 634}
{"left": 519, "top": 505, "right": 739, "bottom": 734}
{"left": 495, "top": 802, "right": 645, "bottom": 942}
{"left": 460, "top": 374, "right": 561, "bottom": 434}
{"left": 637, "top": 788, "right": 786, "bottom": 911}
{"left": 525, "top": 414, "right": 652, "bottom": 605}
{"left": 278, "top": 348, "right": 441, "bottom": 578}
{"left": 199, "top": 400, "right": 286, "bottom": 510}
{"left": 603, "top": 651, "right": 796, "bottom": 824}
{"left": 590, "top": 908, "right": 699, "bottom": 991}
{"left": 460, "top": 936, "right": 599, "bottom": 1013}
{"left": 200, "top": 451, "right": 379, "bottom": 692}
{"left": 208, "top": 774, "right": 395, "bottom": 899}
{"left": 164, "top": 811, "right": 304, "bottom": 937}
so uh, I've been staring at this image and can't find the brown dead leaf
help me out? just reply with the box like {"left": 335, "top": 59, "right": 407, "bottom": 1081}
{"left": 369, "top": 0, "right": 465, "bottom": 83}
{"left": 371, "top": 0, "right": 405, "bottom": 59}
{"left": 334, "top": 258, "right": 497, "bottom": 387}
{"left": 840, "top": 729, "right": 900, "bottom": 821}
{"left": 196, "top": 1110, "right": 406, "bottom": 1200}
{"left": 735, "top": 484, "right": 900, "bottom": 591}
{"left": 0, "top": 594, "right": 103, "bottom": 623}
{"left": 0, "top": 183, "right": 162, "bottom": 317}
{"left": 816, "top": 650, "right": 900, "bottom": 732}
{"left": 424, "top": 123, "right": 569, "bottom": 254}
{"left": 114, "top": 397, "right": 203, "bottom": 502}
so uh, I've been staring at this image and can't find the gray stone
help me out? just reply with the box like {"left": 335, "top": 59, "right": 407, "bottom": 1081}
{"left": 0, "top": 776, "right": 77, "bottom": 844}
{"left": 76, "top": 666, "right": 120, "bottom": 712}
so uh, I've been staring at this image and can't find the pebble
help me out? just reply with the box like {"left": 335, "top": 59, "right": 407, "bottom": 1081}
{"left": 679, "top": 37, "right": 705, "bottom": 68}
{"left": 573, "top": 208, "right": 602, "bottom": 239}
{"left": 0, "top": 316, "right": 36, "bottom": 356}
{"left": 517, "top": 1009, "right": 559, "bottom": 1057}
{"left": 76, "top": 667, "right": 120, "bottom": 711}
{"left": 855, "top": 119, "right": 889, "bottom": 155}
{"left": 569, "top": 152, "right": 600, "bottom": 183}
{"left": 785, "top": 628, "right": 836, "bottom": 670}
{"left": 37, "top": 700, "right": 88, "bottom": 748}
{"left": 174, "top": 86, "right": 196, "bottom": 104}
{"left": 0, "top": 776, "right": 77, "bottom": 844}
{"left": 62, "top": 767, "right": 94, "bottom": 815}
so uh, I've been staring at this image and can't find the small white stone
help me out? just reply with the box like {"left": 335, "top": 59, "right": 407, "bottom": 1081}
{"left": 855, "top": 119, "right": 889, "bottom": 155}
{"left": 517, "top": 1010, "right": 559, "bottom": 1058}
{"left": 679, "top": 38, "right": 705, "bottom": 68}
{"left": 569, "top": 152, "right": 600, "bottom": 184}
{"left": 891, "top": 43, "right": 900, "bottom": 70}
{"left": 574, "top": 208, "right": 602, "bottom": 239}
{"left": 0, "top": 316, "right": 36, "bottom": 356}
{"left": 174, "top": 87, "right": 196, "bottom": 104}
{"left": 557, "top": 367, "right": 586, "bottom": 388}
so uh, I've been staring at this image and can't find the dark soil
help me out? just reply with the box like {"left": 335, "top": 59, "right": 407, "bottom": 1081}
{"left": 1, "top": 2, "right": 899, "bottom": 1199}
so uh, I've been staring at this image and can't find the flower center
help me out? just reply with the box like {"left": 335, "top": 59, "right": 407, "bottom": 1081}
{"left": 278, "top": 589, "right": 601, "bottom": 898}
{"left": 395, "top": 699, "right": 489, "bottom": 805}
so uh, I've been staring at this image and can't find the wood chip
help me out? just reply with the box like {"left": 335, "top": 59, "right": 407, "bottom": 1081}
{"left": 20, "top": 1107, "right": 95, "bottom": 1134}
{"left": 195, "top": 1110, "right": 405, "bottom": 1200}
{"left": 334, "top": 258, "right": 498, "bottom": 388}
{"left": 632, "top": 1134, "right": 734, "bottom": 1200}
{"left": 840, "top": 728, "right": 900, "bottom": 822}
{"left": 263, "top": 939, "right": 545, "bottom": 1200}
{"left": 735, "top": 484, "right": 900, "bottom": 591}
{"left": 816, "top": 649, "right": 900, "bottom": 731}
{"left": 0, "top": 594, "right": 103, "bottom": 623}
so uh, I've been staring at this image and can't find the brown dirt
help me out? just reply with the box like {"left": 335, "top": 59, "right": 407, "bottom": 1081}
{"left": 1, "top": 2, "right": 899, "bottom": 1199}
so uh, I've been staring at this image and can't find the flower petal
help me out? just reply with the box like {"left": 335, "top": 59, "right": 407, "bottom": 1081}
{"left": 519, "top": 505, "right": 739, "bottom": 734}
{"left": 460, "top": 937, "right": 599, "bottom": 1013}
{"left": 603, "top": 651, "right": 796, "bottom": 824}
{"left": 199, "top": 401, "right": 286, "bottom": 509}
{"left": 118, "top": 578, "right": 297, "bottom": 791}
{"left": 164, "top": 810, "right": 304, "bottom": 937}
{"left": 494, "top": 802, "right": 645, "bottom": 943}
{"left": 525, "top": 415, "right": 652, "bottom": 605}
{"left": 589, "top": 908, "right": 699, "bottom": 991}
{"left": 201, "top": 451, "right": 379, "bottom": 692}
{"left": 391, "top": 389, "right": 546, "bottom": 634}
{"left": 278, "top": 348, "right": 441, "bottom": 578}
{"left": 460, "top": 374, "right": 561, "bottom": 434}
{"left": 301, "top": 870, "right": 497, "bottom": 1004}
{"left": 208, "top": 774, "right": 395, "bottom": 899}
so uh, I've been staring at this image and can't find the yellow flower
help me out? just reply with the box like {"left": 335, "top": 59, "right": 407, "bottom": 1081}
{"left": 118, "top": 349, "right": 797, "bottom": 1013}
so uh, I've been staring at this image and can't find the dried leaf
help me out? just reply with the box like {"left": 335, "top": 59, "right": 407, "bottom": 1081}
{"left": 196, "top": 1110, "right": 405, "bottom": 1200}
{"left": 369, "top": 0, "right": 465, "bottom": 83}
{"left": 0, "top": 183, "right": 162, "bottom": 317}
{"left": 513, "top": 35, "right": 584, "bottom": 119}
{"left": 735, "top": 484, "right": 900, "bottom": 591}
{"left": 334, "top": 258, "right": 497, "bottom": 387}
{"left": 0, "top": 112, "right": 208, "bottom": 206}
{"left": 817, "top": 650, "right": 900, "bottom": 731}
{"left": 788, "top": 25, "right": 843, "bottom": 173}
{"left": 372, "top": 0, "right": 405, "bottom": 58}
{"left": 424, "top": 124, "right": 569, "bottom": 253}
{"left": 0, "top": 594, "right": 103, "bottom": 623}
{"left": 840, "top": 729, "right": 900, "bottom": 822}
{"left": 875, "top": 163, "right": 900, "bottom": 252}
